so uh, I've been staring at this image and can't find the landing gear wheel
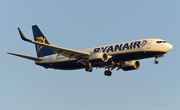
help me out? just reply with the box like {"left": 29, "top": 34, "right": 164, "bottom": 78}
{"left": 89, "top": 67, "right": 93, "bottom": 72}
{"left": 154, "top": 59, "right": 159, "bottom": 64}
{"left": 108, "top": 71, "right": 112, "bottom": 76}
{"left": 104, "top": 70, "right": 112, "bottom": 76}
{"left": 104, "top": 70, "right": 108, "bottom": 76}
{"left": 85, "top": 63, "right": 93, "bottom": 72}
{"left": 85, "top": 66, "right": 93, "bottom": 72}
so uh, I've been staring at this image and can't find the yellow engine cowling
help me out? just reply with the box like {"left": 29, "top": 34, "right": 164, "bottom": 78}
{"left": 121, "top": 60, "right": 141, "bottom": 71}
{"left": 89, "top": 53, "right": 111, "bottom": 63}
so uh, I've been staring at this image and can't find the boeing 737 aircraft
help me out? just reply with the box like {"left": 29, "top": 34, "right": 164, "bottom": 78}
{"left": 8, "top": 25, "right": 173, "bottom": 76}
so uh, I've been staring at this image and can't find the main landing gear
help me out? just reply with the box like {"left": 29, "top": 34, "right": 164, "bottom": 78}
{"left": 104, "top": 66, "right": 112, "bottom": 76}
{"left": 85, "top": 63, "right": 93, "bottom": 72}
{"left": 104, "top": 70, "right": 112, "bottom": 76}
{"left": 85, "top": 62, "right": 112, "bottom": 76}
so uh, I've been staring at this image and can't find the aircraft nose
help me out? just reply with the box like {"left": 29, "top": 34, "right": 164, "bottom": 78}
{"left": 166, "top": 43, "right": 173, "bottom": 52}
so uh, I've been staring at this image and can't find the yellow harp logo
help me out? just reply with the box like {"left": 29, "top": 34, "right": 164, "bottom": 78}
{"left": 36, "top": 37, "right": 46, "bottom": 53}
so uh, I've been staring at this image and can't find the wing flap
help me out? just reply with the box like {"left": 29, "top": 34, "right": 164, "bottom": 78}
{"left": 7, "top": 52, "right": 43, "bottom": 61}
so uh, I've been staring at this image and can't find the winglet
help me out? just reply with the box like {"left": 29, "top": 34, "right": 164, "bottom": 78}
{"left": 18, "top": 28, "right": 31, "bottom": 41}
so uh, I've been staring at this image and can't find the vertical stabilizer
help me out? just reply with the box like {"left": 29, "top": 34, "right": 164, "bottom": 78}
{"left": 32, "top": 25, "right": 55, "bottom": 57}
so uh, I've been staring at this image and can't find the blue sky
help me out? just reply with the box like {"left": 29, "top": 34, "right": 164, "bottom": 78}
{"left": 1, "top": 0, "right": 180, "bottom": 110}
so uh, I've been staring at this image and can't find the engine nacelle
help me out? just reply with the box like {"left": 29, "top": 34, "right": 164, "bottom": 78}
{"left": 121, "top": 60, "right": 141, "bottom": 71}
{"left": 89, "top": 53, "right": 111, "bottom": 63}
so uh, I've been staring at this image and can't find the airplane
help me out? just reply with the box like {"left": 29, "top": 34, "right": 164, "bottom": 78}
{"left": 7, "top": 25, "right": 173, "bottom": 76}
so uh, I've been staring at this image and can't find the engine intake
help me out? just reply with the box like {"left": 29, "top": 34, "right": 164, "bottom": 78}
{"left": 121, "top": 60, "right": 141, "bottom": 71}
{"left": 89, "top": 53, "right": 111, "bottom": 63}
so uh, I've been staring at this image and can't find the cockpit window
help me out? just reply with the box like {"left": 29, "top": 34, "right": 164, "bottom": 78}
{"left": 157, "top": 41, "right": 166, "bottom": 43}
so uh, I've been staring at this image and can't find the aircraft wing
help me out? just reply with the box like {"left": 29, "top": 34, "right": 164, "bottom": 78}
{"left": 7, "top": 52, "right": 43, "bottom": 61}
{"left": 18, "top": 28, "right": 91, "bottom": 60}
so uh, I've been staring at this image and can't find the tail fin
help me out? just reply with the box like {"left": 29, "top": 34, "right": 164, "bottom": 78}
{"left": 32, "top": 25, "right": 55, "bottom": 57}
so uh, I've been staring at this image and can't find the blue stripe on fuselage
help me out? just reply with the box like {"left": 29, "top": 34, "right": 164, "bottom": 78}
{"left": 35, "top": 51, "right": 166, "bottom": 70}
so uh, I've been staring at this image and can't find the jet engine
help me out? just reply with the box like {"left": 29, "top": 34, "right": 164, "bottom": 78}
{"left": 121, "top": 60, "right": 141, "bottom": 71}
{"left": 89, "top": 53, "right": 111, "bottom": 63}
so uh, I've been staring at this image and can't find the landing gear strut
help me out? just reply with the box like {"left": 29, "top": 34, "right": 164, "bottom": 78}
{"left": 104, "top": 66, "right": 112, "bottom": 76}
{"left": 154, "top": 54, "right": 164, "bottom": 64}
{"left": 154, "top": 59, "right": 159, "bottom": 64}
{"left": 85, "top": 63, "right": 93, "bottom": 72}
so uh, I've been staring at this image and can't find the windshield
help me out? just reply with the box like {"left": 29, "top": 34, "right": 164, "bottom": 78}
{"left": 156, "top": 41, "right": 166, "bottom": 43}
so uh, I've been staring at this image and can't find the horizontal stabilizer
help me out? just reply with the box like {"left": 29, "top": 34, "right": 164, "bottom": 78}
{"left": 7, "top": 52, "right": 43, "bottom": 61}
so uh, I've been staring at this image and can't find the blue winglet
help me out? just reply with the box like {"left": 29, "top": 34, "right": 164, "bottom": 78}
{"left": 18, "top": 28, "right": 30, "bottom": 41}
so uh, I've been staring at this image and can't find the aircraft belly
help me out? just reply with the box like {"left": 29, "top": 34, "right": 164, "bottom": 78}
{"left": 111, "top": 51, "right": 166, "bottom": 61}
{"left": 35, "top": 51, "right": 166, "bottom": 70}
{"left": 36, "top": 60, "right": 85, "bottom": 70}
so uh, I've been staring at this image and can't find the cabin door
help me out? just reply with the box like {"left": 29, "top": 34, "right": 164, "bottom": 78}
{"left": 147, "top": 40, "right": 151, "bottom": 49}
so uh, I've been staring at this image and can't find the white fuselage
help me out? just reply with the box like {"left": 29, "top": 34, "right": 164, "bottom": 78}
{"left": 41, "top": 38, "right": 172, "bottom": 63}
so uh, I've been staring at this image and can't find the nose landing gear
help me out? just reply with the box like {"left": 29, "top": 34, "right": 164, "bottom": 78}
{"left": 154, "top": 54, "right": 164, "bottom": 64}
{"left": 154, "top": 59, "right": 159, "bottom": 64}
